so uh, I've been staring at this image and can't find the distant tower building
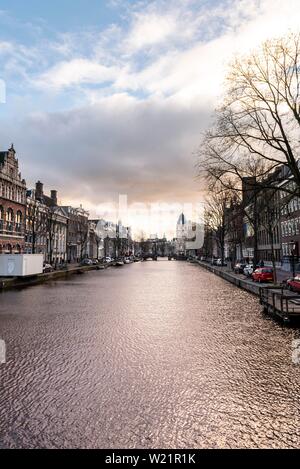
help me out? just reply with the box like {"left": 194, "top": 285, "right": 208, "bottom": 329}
{"left": 175, "top": 212, "right": 204, "bottom": 256}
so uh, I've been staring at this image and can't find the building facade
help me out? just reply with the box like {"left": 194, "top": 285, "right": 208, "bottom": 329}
{"left": 175, "top": 213, "right": 203, "bottom": 256}
{"left": 30, "top": 181, "right": 68, "bottom": 264}
{"left": 280, "top": 179, "right": 300, "bottom": 271}
{"left": 25, "top": 190, "right": 48, "bottom": 258}
{"left": 61, "top": 205, "right": 89, "bottom": 262}
{"left": 93, "top": 219, "right": 132, "bottom": 258}
{"left": 0, "top": 145, "right": 27, "bottom": 254}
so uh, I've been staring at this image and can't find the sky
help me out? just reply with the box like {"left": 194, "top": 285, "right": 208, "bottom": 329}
{"left": 0, "top": 0, "right": 300, "bottom": 237}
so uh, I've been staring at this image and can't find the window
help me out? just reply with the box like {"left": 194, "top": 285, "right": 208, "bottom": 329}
{"left": 15, "top": 211, "right": 22, "bottom": 233}
{"left": 295, "top": 218, "right": 299, "bottom": 234}
{"left": 0, "top": 206, "right": 3, "bottom": 230}
{"left": 6, "top": 208, "right": 14, "bottom": 231}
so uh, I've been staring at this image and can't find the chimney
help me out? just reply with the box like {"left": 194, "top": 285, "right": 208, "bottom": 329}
{"left": 36, "top": 181, "right": 44, "bottom": 199}
{"left": 51, "top": 190, "right": 58, "bottom": 206}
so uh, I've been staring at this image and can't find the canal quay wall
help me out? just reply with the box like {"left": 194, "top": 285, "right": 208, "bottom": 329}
{"left": 1, "top": 259, "right": 263, "bottom": 296}
{"left": 194, "top": 261, "right": 261, "bottom": 297}
{"left": 0, "top": 264, "right": 110, "bottom": 292}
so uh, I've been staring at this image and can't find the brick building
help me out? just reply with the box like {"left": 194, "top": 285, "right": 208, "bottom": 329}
{"left": 0, "top": 145, "right": 27, "bottom": 254}
{"left": 27, "top": 181, "right": 68, "bottom": 264}
{"left": 279, "top": 178, "right": 300, "bottom": 271}
{"left": 25, "top": 188, "right": 49, "bottom": 258}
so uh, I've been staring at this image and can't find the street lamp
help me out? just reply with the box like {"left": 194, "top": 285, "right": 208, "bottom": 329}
{"left": 291, "top": 240, "right": 297, "bottom": 278}
{"left": 115, "top": 223, "right": 120, "bottom": 259}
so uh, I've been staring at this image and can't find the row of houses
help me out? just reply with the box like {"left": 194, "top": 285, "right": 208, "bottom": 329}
{"left": 201, "top": 166, "right": 300, "bottom": 271}
{"left": 0, "top": 145, "right": 132, "bottom": 264}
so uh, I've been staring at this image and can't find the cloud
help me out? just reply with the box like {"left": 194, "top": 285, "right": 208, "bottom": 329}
{"left": 2, "top": 93, "right": 207, "bottom": 207}
{"left": 35, "top": 58, "right": 120, "bottom": 89}
{"left": 0, "top": 41, "right": 14, "bottom": 54}
{"left": 1, "top": 0, "right": 300, "bottom": 234}
{"left": 29, "top": 0, "right": 300, "bottom": 101}
{"left": 124, "top": 11, "right": 179, "bottom": 53}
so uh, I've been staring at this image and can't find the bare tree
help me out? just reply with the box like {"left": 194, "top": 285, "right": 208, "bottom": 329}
{"left": 205, "top": 187, "right": 235, "bottom": 265}
{"left": 26, "top": 200, "right": 48, "bottom": 254}
{"left": 95, "top": 233, "right": 101, "bottom": 260}
{"left": 77, "top": 216, "right": 88, "bottom": 260}
{"left": 256, "top": 188, "right": 282, "bottom": 283}
{"left": 198, "top": 32, "right": 300, "bottom": 198}
{"left": 197, "top": 33, "right": 300, "bottom": 271}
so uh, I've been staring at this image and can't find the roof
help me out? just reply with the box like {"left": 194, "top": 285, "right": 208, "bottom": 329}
{"left": 36, "top": 194, "right": 56, "bottom": 208}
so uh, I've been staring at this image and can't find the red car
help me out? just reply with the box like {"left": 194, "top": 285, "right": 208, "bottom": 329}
{"left": 252, "top": 267, "right": 274, "bottom": 283}
{"left": 287, "top": 276, "right": 300, "bottom": 293}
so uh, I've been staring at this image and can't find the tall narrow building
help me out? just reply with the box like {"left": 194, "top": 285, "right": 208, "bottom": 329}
{"left": 0, "top": 145, "right": 27, "bottom": 253}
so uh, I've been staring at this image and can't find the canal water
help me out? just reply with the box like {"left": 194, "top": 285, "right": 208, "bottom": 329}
{"left": 0, "top": 260, "right": 300, "bottom": 449}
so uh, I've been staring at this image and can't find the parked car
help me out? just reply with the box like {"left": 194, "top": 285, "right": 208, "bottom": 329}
{"left": 286, "top": 276, "right": 300, "bottom": 293}
{"left": 243, "top": 264, "right": 254, "bottom": 277}
{"left": 102, "top": 256, "right": 112, "bottom": 263}
{"left": 234, "top": 262, "right": 247, "bottom": 274}
{"left": 81, "top": 258, "right": 93, "bottom": 266}
{"left": 216, "top": 258, "right": 227, "bottom": 266}
{"left": 210, "top": 258, "right": 218, "bottom": 265}
{"left": 252, "top": 267, "right": 274, "bottom": 283}
{"left": 43, "top": 263, "right": 54, "bottom": 273}
{"left": 92, "top": 259, "right": 99, "bottom": 265}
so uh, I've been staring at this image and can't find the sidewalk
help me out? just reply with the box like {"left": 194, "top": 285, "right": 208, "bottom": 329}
{"left": 194, "top": 261, "right": 262, "bottom": 296}
{"left": 194, "top": 260, "right": 289, "bottom": 297}
{"left": 209, "top": 262, "right": 292, "bottom": 284}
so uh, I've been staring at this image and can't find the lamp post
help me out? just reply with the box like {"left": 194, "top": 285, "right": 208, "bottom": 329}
{"left": 127, "top": 227, "right": 130, "bottom": 256}
{"left": 103, "top": 225, "right": 109, "bottom": 259}
{"left": 115, "top": 223, "right": 120, "bottom": 259}
{"left": 291, "top": 240, "right": 298, "bottom": 278}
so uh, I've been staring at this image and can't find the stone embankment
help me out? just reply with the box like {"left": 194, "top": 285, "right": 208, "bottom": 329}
{"left": 193, "top": 260, "right": 263, "bottom": 296}
{"left": 0, "top": 263, "right": 109, "bottom": 292}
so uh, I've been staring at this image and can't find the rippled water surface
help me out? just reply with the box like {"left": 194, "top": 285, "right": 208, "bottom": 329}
{"left": 1, "top": 260, "right": 300, "bottom": 448}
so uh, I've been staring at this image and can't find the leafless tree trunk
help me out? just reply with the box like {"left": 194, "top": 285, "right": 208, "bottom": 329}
{"left": 77, "top": 218, "right": 88, "bottom": 260}
{"left": 205, "top": 187, "right": 237, "bottom": 265}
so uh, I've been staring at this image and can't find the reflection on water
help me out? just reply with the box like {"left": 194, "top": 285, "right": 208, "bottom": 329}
{"left": 0, "top": 260, "right": 300, "bottom": 448}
